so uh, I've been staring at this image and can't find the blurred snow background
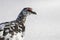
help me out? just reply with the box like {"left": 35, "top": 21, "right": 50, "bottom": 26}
{"left": 0, "top": 0, "right": 60, "bottom": 40}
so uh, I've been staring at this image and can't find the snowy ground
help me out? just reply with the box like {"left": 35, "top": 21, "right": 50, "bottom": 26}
{"left": 0, "top": 0, "right": 60, "bottom": 40}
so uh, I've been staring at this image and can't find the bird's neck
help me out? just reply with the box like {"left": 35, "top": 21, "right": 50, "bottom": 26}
{"left": 16, "top": 12, "right": 27, "bottom": 24}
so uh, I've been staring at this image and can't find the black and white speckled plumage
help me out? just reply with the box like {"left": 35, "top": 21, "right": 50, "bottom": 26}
{"left": 0, "top": 7, "right": 36, "bottom": 40}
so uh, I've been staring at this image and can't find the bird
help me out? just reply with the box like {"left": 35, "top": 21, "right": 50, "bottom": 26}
{"left": 0, "top": 7, "right": 37, "bottom": 40}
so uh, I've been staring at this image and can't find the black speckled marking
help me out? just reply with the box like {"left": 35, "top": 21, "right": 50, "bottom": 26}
{"left": 0, "top": 37, "right": 4, "bottom": 40}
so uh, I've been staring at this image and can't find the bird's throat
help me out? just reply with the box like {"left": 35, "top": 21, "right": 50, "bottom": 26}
{"left": 16, "top": 14, "right": 26, "bottom": 24}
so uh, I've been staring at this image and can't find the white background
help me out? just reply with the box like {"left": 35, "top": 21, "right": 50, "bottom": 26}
{"left": 0, "top": 0, "right": 60, "bottom": 40}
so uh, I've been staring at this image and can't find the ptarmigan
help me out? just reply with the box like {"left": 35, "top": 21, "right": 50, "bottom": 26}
{"left": 0, "top": 7, "right": 37, "bottom": 40}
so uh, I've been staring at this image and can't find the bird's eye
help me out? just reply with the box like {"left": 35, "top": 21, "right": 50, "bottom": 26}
{"left": 23, "top": 11, "right": 27, "bottom": 15}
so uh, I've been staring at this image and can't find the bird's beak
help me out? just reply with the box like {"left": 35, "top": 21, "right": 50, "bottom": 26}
{"left": 31, "top": 11, "right": 37, "bottom": 15}
{"left": 28, "top": 10, "right": 37, "bottom": 15}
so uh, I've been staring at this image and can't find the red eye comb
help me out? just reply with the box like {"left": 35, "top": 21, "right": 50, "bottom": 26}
{"left": 28, "top": 8, "right": 32, "bottom": 11}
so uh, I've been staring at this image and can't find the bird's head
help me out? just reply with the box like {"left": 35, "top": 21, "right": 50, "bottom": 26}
{"left": 21, "top": 7, "right": 37, "bottom": 16}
